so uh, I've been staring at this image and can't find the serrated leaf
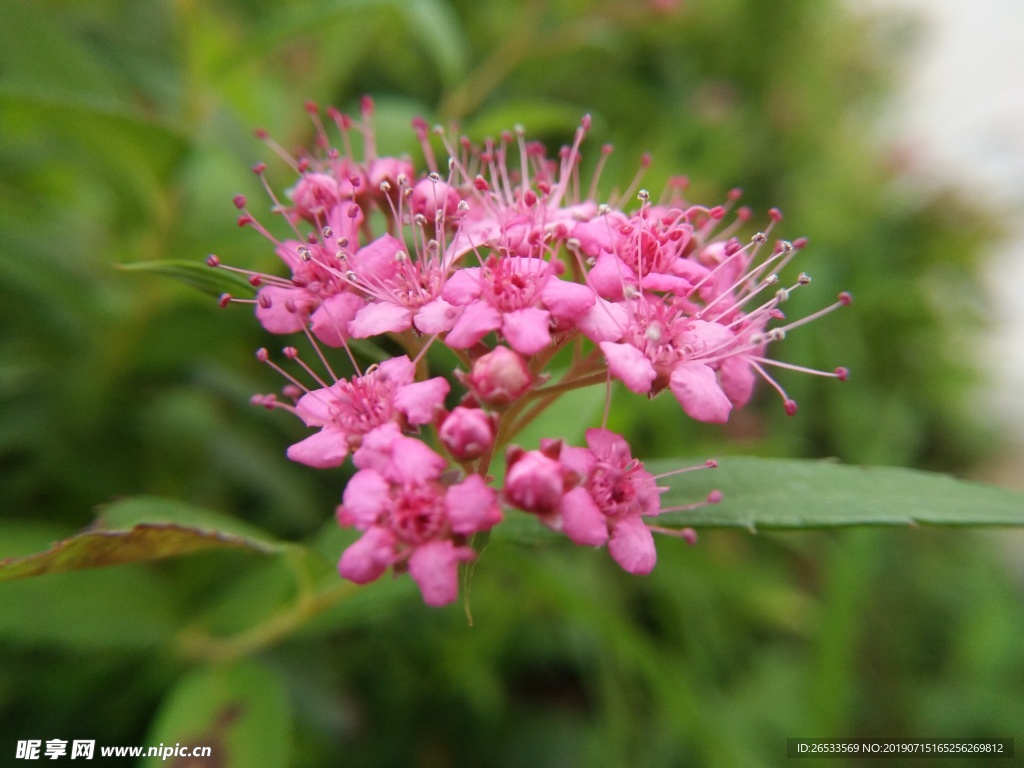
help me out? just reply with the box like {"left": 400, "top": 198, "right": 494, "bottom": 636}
{"left": 0, "top": 497, "right": 285, "bottom": 582}
{"left": 491, "top": 458, "right": 1024, "bottom": 541}
{"left": 118, "top": 260, "right": 256, "bottom": 298}
{"left": 653, "top": 458, "right": 1024, "bottom": 529}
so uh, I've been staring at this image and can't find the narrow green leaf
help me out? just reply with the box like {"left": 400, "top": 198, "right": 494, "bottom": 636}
{"left": 142, "top": 661, "right": 292, "bottom": 768}
{"left": 0, "top": 497, "right": 285, "bottom": 583}
{"left": 401, "top": 0, "right": 469, "bottom": 87}
{"left": 655, "top": 458, "right": 1024, "bottom": 529}
{"left": 491, "top": 458, "right": 1024, "bottom": 541}
{"left": 118, "top": 260, "right": 256, "bottom": 298}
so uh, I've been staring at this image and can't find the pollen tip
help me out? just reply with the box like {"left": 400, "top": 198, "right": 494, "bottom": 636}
{"left": 838, "top": 291, "right": 853, "bottom": 306}
{"left": 233, "top": 194, "right": 247, "bottom": 209}
{"left": 256, "top": 347, "right": 269, "bottom": 362}
{"left": 835, "top": 366, "right": 849, "bottom": 381}
{"left": 768, "top": 207, "right": 783, "bottom": 222}
{"left": 707, "top": 489, "right": 723, "bottom": 503}
{"left": 705, "top": 459, "right": 718, "bottom": 469}
{"left": 205, "top": 254, "right": 221, "bottom": 268}
{"left": 783, "top": 399, "right": 798, "bottom": 416}
{"left": 218, "top": 293, "right": 232, "bottom": 309}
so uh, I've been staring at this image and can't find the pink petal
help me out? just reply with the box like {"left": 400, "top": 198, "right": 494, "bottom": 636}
{"left": 608, "top": 517, "right": 657, "bottom": 574}
{"left": 444, "top": 300, "right": 502, "bottom": 349}
{"left": 378, "top": 354, "right": 416, "bottom": 386}
{"left": 441, "top": 267, "right": 483, "bottom": 305}
{"left": 576, "top": 299, "right": 627, "bottom": 342}
{"left": 285, "top": 427, "right": 349, "bottom": 468}
{"left": 414, "top": 297, "right": 463, "bottom": 334}
{"left": 394, "top": 377, "right": 450, "bottom": 425}
{"left": 558, "top": 487, "right": 609, "bottom": 546}
{"left": 586, "top": 252, "right": 636, "bottom": 300}
{"left": 446, "top": 474, "right": 502, "bottom": 534}
{"left": 349, "top": 301, "right": 412, "bottom": 337}
{"left": 338, "top": 527, "right": 395, "bottom": 585}
{"left": 669, "top": 362, "right": 733, "bottom": 423}
{"left": 719, "top": 355, "right": 755, "bottom": 407}
{"left": 311, "top": 292, "right": 365, "bottom": 347}
{"left": 502, "top": 307, "right": 551, "bottom": 355}
{"left": 352, "top": 234, "right": 403, "bottom": 282}
{"left": 294, "top": 387, "right": 335, "bottom": 426}
{"left": 541, "top": 277, "right": 596, "bottom": 319}
{"left": 255, "top": 286, "right": 311, "bottom": 334}
{"left": 384, "top": 435, "right": 447, "bottom": 485}
{"left": 351, "top": 423, "right": 403, "bottom": 473}
{"left": 558, "top": 445, "right": 595, "bottom": 480}
{"left": 639, "top": 273, "right": 692, "bottom": 294}
{"left": 408, "top": 540, "right": 472, "bottom": 606}
{"left": 584, "top": 428, "right": 633, "bottom": 465}
{"left": 679, "top": 320, "right": 736, "bottom": 356}
{"left": 599, "top": 342, "right": 657, "bottom": 393}
{"left": 338, "top": 469, "right": 390, "bottom": 528}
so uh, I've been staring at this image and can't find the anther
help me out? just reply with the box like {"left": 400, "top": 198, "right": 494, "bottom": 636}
{"left": 256, "top": 348, "right": 269, "bottom": 362}
{"left": 218, "top": 293, "right": 232, "bottom": 308}
{"left": 233, "top": 195, "right": 246, "bottom": 209}
{"left": 838, "top": 291, "right": 853, "bottom": 305}
{"left": 835, "top": 367, "right": 849, "bottom": 381}
{"left": 797, "top": 273, "right": 811, "bottom": 285}
{"left": 322, "top": 226, "right": 334, "bottom": 239}
{"left": 206, "top": 254, "right": 221, "bottom": 267}
{"left": 752, "top": 231, "right": 767, "bottom": 244}
{"left": 783, "top": 399, "right": 798, "bottom": 416}
{"left": 297, "top": 246, "right": 312, "bottom": 262}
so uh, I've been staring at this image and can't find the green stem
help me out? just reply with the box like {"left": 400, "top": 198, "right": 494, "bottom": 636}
{"left": 174, "top": 580, "right": 359, "bottom": 664}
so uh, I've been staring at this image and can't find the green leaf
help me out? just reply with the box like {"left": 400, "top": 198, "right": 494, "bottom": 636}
{"left": 0, "top": 497, "right": 285, "bottom": 583}
{"left": 656, "top": 458, "right": 1024, "bottom": 529}
{"left": 142, "top": 661, "right": 292, "bottom": 768}
{"left": 117, "top": 260, "right": 256, "bottom": 298}
{"left": 401, "top": 0, "right": 469, "bottom": 87}
{"left": 491, "top": 458, "right": 1024, "bottom": 541}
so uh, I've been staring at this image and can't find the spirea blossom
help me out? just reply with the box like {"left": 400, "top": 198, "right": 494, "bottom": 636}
{"left": 213, "top": 98, "right": 850, "bottom": 607}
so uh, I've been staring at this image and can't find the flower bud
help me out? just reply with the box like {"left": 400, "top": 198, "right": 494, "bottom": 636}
{"left": 439, "top": 407, "right": 495, "bottom": 461}
{"left": 467, "top": 346, "right": 531, "bottom": 407}
{"left": 504, "top": 449, "right": 564, "bottom": 514}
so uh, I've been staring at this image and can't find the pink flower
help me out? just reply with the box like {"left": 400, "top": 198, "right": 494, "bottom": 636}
{"left": 439, "top": 406, "right": 495, "bottom": 461}
{"left": 442, "top": 255, "right": 595, "bottom": 355}
{"left": 286, "top": 355, "right": 449, "bottom": 468}
{"left": 596, "top": 294, "right": 737, "bottom": 423}
{"left": 337, "top": 424, "right": 502, "bottom": 606}
{"left": 558, "top": 429, "right": 662, "bottom": 573}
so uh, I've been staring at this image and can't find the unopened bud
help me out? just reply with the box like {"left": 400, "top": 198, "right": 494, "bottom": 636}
{"left": 467, "top": 346, "right": 532, "bottom": 407}
{"left": 439, "top": 407, "right": 495, "bottom": 462}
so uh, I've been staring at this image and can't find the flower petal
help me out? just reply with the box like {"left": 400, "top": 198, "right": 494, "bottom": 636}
{"left": 669, "top": 362, "right": 733, "bottom": 423}
{"left": 414, "top": 297, "right": 463, "bottom": 334}
{"left": 310, "top": 292, "right": 364, "bottom": 347}
{"left": 599, "top": 342, "right": 657, "bottom": 393}
{"left": 338, "top": 527, "right": 395, "bottom": 585}
{"left": 446, "top": 474, "right": 502, "bottom": 535}
{"left": 540, "top": 277, "right": 596, "bottom": 319}
{"left": 338, "top": 469, "right": 390, "bottom": 528}
{"left": 394, "top": 377, "right": 450, "bottom": 425}
{"left": 576, "top": 298, "right": 627, "bottom": 343}
{"left": 608, "top": 517, "right": 657, "bottom": 574}
{"left": 255, "top": 286, "right": 311, "bottom": 334}
{"left": 349, "top": 301, "right": 412, "bottom": 337}
{"left": 502, "top": 307, "right": 551, "bottom": 355}
{"left": 558, "top": 487, "right": 609, "bottom": 546}
{"left": 408, "top": 540, "right": 472, "bottom": 606}
{"left": 285, "top": 427, "right": 349, "bottom": 468}
{"left": 444, "top": 300, "right": 502, "bottom": 349}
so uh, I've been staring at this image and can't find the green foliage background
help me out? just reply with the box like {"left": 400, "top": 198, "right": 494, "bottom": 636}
{"left": 0, "top": 0, "right": 1020, "bottom": 765}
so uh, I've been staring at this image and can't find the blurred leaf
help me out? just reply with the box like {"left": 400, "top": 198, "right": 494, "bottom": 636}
{"left": 141, "top": 661, "right": 292, "bottom": 768}
{"left": 0, "top": 521, "right": 179, "bottom": 649}
{"left": 118, "top": 259, "right": 257, "bottom": 298}
{"left": 400, "top": 0, "right": 469, "bottom": 87}
{"left": 0, "top": 497, "right": 286, "bottom": 582}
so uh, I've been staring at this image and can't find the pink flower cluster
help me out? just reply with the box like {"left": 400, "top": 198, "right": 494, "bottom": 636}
{"left": 214, "top": 98, "right": 849, "bottom": 606}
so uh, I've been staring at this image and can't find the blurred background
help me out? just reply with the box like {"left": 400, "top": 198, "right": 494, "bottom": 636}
{"left": 1, "top": 0, "right": 1022, "bottom": 765}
